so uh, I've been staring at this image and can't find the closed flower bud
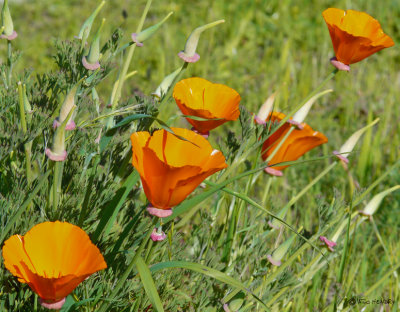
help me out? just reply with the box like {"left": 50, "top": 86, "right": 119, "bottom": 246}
{"left": 360, "top": 186, "right": 400, "bottom": 217}
{"left": 267, "top": 233, "right": 296, "bottom": 266}
{"left": 0, "top": 0, "right": 17, "bottom": 40}
{"left": 77, "top": 0, "right": 105, "bottom": 49}
{"left": 333, "top": 118, "right": 379, "bottom": 164}
{"left": 152, "top": 67, "right": 181, "bottom": 100}
{"left": 291, "top": 89, "right": 332, "bottom": 127}
{"left": 178, "top": 19, "right": 224, "bottom": 63}
{"left": 46, "top": 106, "right": 75, "bottom": 161}
{"left": 132, "top": 12, "right": 173, "bottom": 47}
{"left": 254, "top": 92, "right": 276, "bottom": 125}
{"left": 82, "top": 18, "right": 105, "bottom": 70}
{"left": 53, "top": 78, "right": 84, "bottom": 130}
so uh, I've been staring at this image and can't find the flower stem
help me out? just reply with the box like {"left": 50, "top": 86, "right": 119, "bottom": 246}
{"left": 17, "top": 82, "right": 32, "bottom": 184}
{"left": 109, "top": 0, "right": 152, "bottom": 113}
{"left": 7, "top": 40, "right": 12, "bottom": 88}
{"left": 97, "top": 217, "right": 157, "bottom": 312}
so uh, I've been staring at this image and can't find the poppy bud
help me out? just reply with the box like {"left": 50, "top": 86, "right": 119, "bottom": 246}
{"left": 291, "top": 89, "right": 332, "bottom": 128}
{"left": 150, "top": 227, "right": 167, "bottom": 242}
{"left": 254, "top": 92, "right": 276, "bottom": 125}
{"left": 131, "top": 11, "right": 173, "bottom": 47}
{"left": 360, "top": 186, "right": 400, "bottom": 218}
{"left": 77, "top": 1, "right": 106, "bottom": 50}
{"left": 178, "top": 19, "right": 224, "bottom": 63}
{"left": 152, "top": 67, "right": 181, "bottom": 100}
{"left": 82, "top": 18, "right": 105, "bottom": 70}
{"left": 267, "top": 233, "right": 296, "bottom": 266}
{"left": 0, "top": 0, "right": 17, "bottom": 40}
{"left": 53, "top": 78, "right": 84, "bottom": 130}
{"left": 319, "top": 236, "right": 337, "bottom": 252}
{"left": 46, "top": 106, "right": 75, "bottom": 161}
{"left": 333, "top": 118, "right": 379, "bottom": 165}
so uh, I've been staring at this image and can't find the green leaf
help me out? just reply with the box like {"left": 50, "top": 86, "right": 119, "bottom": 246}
{"left": 150, "top": 261, "right": 268, "bottom": 310}
{"left": 135, "top": 256, "right": 165, "bottom": 312}
{"left": 92, "top": 171, "right": 139, "bottom": 242}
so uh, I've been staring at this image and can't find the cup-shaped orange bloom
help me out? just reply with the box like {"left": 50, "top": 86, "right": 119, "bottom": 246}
{"left": 2, "top": 221, "right": 107, "bottom": 309}
{"left": 323, "top": 8, "right": 394, "bottom": 67}
{"left": 261, "top": 112, "right": 328, "bottom": 175}
{"left": 173, "top": 77, "right": 241, "bottom": 135}
{"left": 131, "top": 128, "right": 227, "bottom": 216}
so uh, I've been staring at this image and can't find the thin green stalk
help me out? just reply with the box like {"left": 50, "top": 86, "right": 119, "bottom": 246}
{"left": 97, "top": 217, "right": 157, "bottom": 312}
{"left": 52, "top": 161, "right": 62, "bottom": 213}
{"left": 109, "top": 0, "right": 152, "bottom": 112}
{"left": 17, "top": 82, "right": 32, "bottom": 183}
{"left": 7, "top": 40, "right": 12, "bottom": 88}
{"left": 333, "top": 196, "right": 353, "bottom": 311}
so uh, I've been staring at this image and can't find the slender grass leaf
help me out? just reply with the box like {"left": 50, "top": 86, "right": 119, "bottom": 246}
{"left": 135, "top": 256, "right": 165, "bottom": 312}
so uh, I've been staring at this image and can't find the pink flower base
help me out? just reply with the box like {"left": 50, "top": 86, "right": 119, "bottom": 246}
{"left": 190, "top": 127, "right": 209, "bottom": 139}
{"left": 287, "top": 119, "right": 304, "bottom": 130}
{"left": 319, "top": 236, "right": 337, "bottom": 252}
{"left": 264, "top": 167, "right": 283, "bottom": 177}
{"left": 39, "top": 297, "right": 66, "bottom": 310}
{"left": 330, "top": 57, "right": 350, "bottom": 72}
{"left": 0, "top": 31, "right": 18, "bottom": 40}
{"left": 333, "top": 150, "right": 349, "bottom": 164}
{"left": 178, "top": 51, "right": 200, "bottom": 63}
{"left": 267, "top": 254, "right": 282, "bottom": 266}
{"left": 150, "top": 229, "right": 167, "bottom": 241}
{"left": 131, "top": 33, "right": 144, "bottom": 47}
{"left": 53, "top": 118, "right": 76, "bottom": 131}
{"left": 45, "top": 148, "right": 67, "bottom": 162}
{"left": 82, "top": 56, "right": 100, "bottom": 70}
{"left": 254, "top": 115, "right": 266, "bottom": 125}
{"left": 147, "top": 206, "right": 173, "bottom": 218}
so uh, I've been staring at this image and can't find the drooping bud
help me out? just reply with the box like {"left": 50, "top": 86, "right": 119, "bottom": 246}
{"left": 46, "top": 106, "right": 76, "bottom": 161}
{"left": 360, "top": 185, "right": 400, "bottom": 218}
{"left": 319, "top": 236, "right": 337, "bottom": 252}
{"left": 178, "top": 19, "right": 225, "bottom": 63}
{"left": 291, "top": 89, "right": 332, "bottom": 129}
{"left": 131, "top": 12, "right": 173, "bottom": 47}
{"left": 0, "top": 0, "right": 17, "bottom": 40}
{"left": 333, "top": 118, "right": 379, "bottom": 165}
{"left": 53, "top": 78, "right": 84, "bottom": 130}
{"left": 254, "top": 92, "right": 276, "bottom": 125}
{"left": 267, "top": 233, "right": 296, "bottom": 266}
{"left": 82, "top": 18, "right": 105, "bottom": 70}
{"left": 150, "top": 227, "right": 167, "bottom": 242}
{"left": 77, "top": 1, "right": 106, "bottom": 50}
{"left": 22, "top": 84, "right": 32, "bottom": 114}
{"left": 152, "top": 67, "right": 181, "bottom": 100}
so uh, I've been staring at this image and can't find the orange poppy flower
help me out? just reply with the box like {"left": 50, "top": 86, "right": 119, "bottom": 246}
{"left": 131, "top": 128, "right": 228, "bottom": 217}
{"left": 261, "top": 112, "right": 328, "bottom": 176}
{"left": 173, "top": 77, "right": 241, "bottom": 136}
{"left": 2, "top": 221, "right": 107, "bottom": 310}
{"left": 323, "top": 8, "right": 394, "bottom": 70}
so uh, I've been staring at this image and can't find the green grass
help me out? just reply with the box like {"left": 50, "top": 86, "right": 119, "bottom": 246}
{"left": 0, "top": 0, "right": 399, "bottom": 311}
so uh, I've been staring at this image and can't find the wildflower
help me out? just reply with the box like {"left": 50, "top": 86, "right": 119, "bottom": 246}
{"left": 319, "top": 236, "right": 337, "bottom": 252}
{"left": 2, "top": 221, "right": 106, "bottom": 310}
{"left": 322, "top": 8, "right": 394, "bottom": 71}
{"left": 130, "top": 128, "right": 227, "bottom": 217}
{"left": 261, "top": 112, "right": 328, "bottom": 176}
{"left": 173, "top": 77, "right": 240, "bottom": 137}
